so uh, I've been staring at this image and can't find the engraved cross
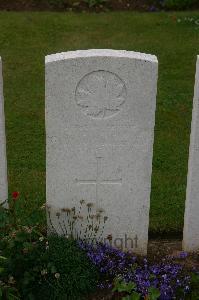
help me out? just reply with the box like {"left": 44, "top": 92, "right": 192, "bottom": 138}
{"left": 75, "top": 155, "right": 122, "bottom": 206}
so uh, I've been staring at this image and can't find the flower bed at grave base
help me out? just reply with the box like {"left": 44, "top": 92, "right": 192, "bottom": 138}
{"left": 0, "top": 195, "right": 199, "bottom": 299}
{"left": 0, "top": 0, "right": 198, "bottom": 12}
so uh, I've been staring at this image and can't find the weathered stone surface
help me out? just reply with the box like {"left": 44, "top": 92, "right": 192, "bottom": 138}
{"left": 45, "top": 49, "right": 158, "bottom": 255}
{"left": 183, "top": 56, "right": 199, "bottom": 252}
{"left": 0, "top": 57, "right": 8, "bottom": 207}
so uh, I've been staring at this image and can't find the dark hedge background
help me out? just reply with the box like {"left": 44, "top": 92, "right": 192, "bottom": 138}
{"left": 0, "top": 0, "right": 198, "bottom": 11}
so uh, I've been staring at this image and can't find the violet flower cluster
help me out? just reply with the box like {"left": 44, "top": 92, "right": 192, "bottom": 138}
{"left": 78, "top": 241, "right": 191, "bottom": 299}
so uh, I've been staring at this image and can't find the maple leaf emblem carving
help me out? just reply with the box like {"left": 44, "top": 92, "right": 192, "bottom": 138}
{"left": 75, "top": 71, "right": 126, "bottom": 118}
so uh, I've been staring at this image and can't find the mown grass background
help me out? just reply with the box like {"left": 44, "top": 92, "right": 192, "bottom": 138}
{"left": 0, "top": 11, "right": 199, "bottom": 235}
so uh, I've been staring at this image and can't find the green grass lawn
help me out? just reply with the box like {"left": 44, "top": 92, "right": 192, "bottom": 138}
{"left": 0, "top": 11, "right": 199, "bottom": 235}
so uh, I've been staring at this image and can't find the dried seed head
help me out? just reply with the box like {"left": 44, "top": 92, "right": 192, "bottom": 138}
{"left": 11, "top": 231, "right": 17, "bottom": 238}
{"left": 61, "top": 208, "right": 71, "bottom": 213}
{"left": 8, "top": 276, "right": 16, "bottom": 285}
{"left": 24, "top": 226, "right": 32, "bottom": 234}
{"left": 104, "top": 216, "right": 108, "bottom": 223}
{"left": 96, "top": 213, "right": 101, "bottom": 219}
{"left": 56, "top": 212, "right": 61, "bottom": 217}
{"left": 94, "top": 226, "right": 99, "bottom": 233}
{"left": 55, "top": 273, "right": 60, "bottom": 279}
{"left": 107, "top": 234, "right": 112, "bottom": 241}
{"left": 40, "top": 204, "right": 46, "bottom": 210}
{"left": 41, "top": 269, "right": 48, "bottom": 276}
{"left": 97, "top": 208, "right": 105, "bottom": 213}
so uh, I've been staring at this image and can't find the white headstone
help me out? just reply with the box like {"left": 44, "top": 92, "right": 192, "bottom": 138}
{"left": 46, "top": 49, "right": 158, "bottom": 255}
{"left": 0, "top": 57, "right": 8, "bottom": 207}
{"left": 183, "top": 56, "right": 199, "bottom": 252}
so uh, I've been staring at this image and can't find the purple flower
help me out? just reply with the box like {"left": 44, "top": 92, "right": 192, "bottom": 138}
{"left": 179, "top": 251, "right": 188, "bottom": 259}
{"left": 77, "top": 240, "right": 192, "bottom": 299}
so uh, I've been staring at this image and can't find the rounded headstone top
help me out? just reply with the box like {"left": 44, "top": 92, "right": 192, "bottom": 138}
{"left": 45, "top": 49, "right": 158, "bottom": 64}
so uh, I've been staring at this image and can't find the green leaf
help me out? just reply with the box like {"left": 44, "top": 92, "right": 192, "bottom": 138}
{"left": 113, "top": 279, "right": 136, "bottom": 293}
{"left": 15, "top": 231, "right": 29, "bottom": 242}
{"left": 117, "top": 282, "right": 128, "bottom": 292}
{"left": 0, "top": 267, "right": 4, "bottom": 274}
{"left": 149, "top": 274, "right": 156, "bottom": 280}
{"left": 148, "top": 287, "right": 161, "bottom": 300}
{"left": 112, "top": 278, "right": 122, "bottom": 292}
{"left": 126, "top": 282, "right": 136, "bottom": 293}
{"left": 8, "top": 240, "right": 15, "bottom": 249}
{"left": 190, "top": 272, "right": 199, "bottom": 286}
{"left": 23, "top": 242, "right": 33, "bottom": 251}
{"left": 122, "top": 292, "right": 141, "bottom": 300}
{"left": 27, "top": 293, "right": 35, "bottom": 300}
{"left": 50, "top": 265, "right": 57, "bottom": 274}
{"left": 0, "top": 256, "right": 6, "bottom": 260}
{"left": 131, "top": 292, "right": 141, "bottom": 300}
